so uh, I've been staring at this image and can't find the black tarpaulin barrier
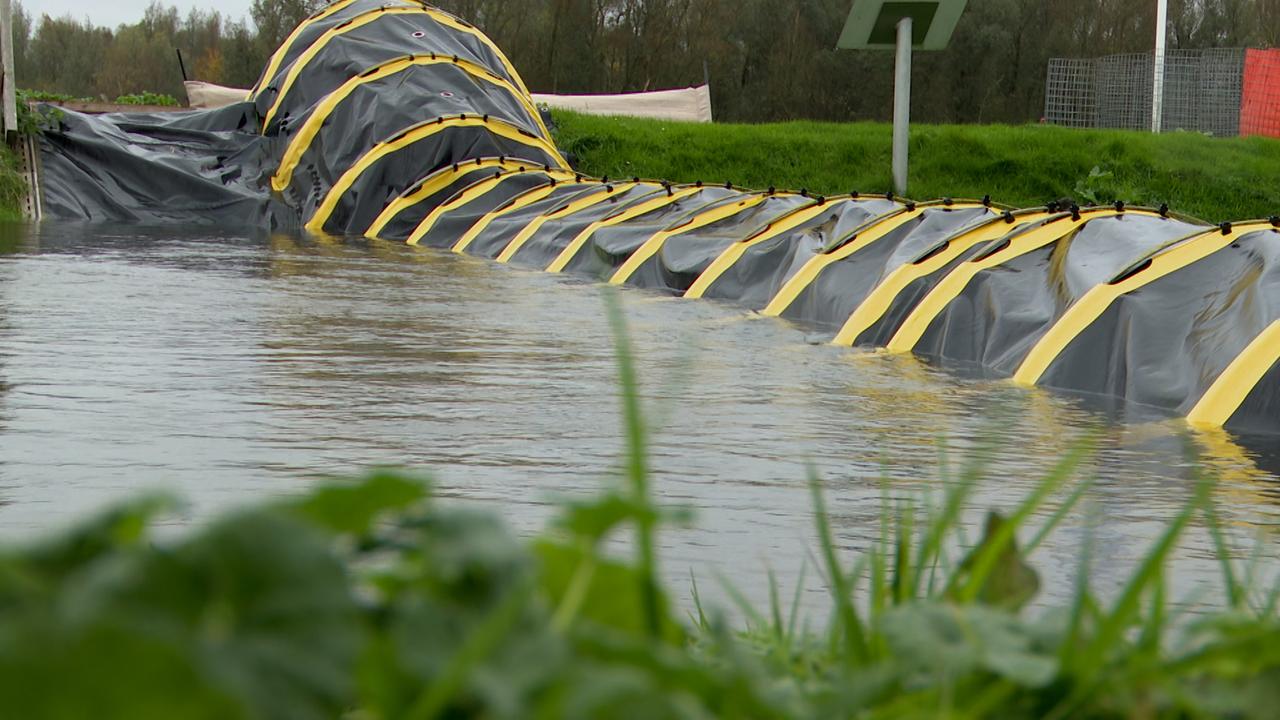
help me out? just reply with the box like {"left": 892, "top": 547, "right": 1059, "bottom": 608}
{"left": 364, "top": 157, "right": 551, "bottom": 241}
{"left": 616, "top": 192, "right": 815, "bottom": 293}
{"left": 32, "top": 2, "right": 1280, "bottom": 435}
{"left": 458, "top": 181, "right": 627, "bottom": 259}
{"left": 410, "top": 168, "right": 577, "bottom": 248}
{"left": 766, "top": 204, "right": 996, "bottom": 331}
{"left": 909, "top": 212, "right": 1202, "bottom": 373}
{"left": 685, "top": 196, "right": 903, "bottom": 308}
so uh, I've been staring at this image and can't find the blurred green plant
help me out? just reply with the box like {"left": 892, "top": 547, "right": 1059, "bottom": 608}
{"left": 113, "top": 92, "right": 181, "bottom": 107}
{"left": 0, "top": 292, "right": 1276, "bottom": 718}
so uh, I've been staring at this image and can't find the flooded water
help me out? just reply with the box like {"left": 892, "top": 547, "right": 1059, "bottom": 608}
{"left": 1, "top": 223, "right": 1277, "bottom": 614}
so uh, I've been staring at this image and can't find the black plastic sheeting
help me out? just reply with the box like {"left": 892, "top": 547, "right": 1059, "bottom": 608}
{"left": 33, "top": 1, "right": 1280, "bottom": 435}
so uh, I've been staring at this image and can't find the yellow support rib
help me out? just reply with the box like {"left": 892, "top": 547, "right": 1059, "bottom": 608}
{"left": 608, "top": 194, "right": 767, "bottom": 286}
{"left": 453, "top": 178, "right": 614, "bottom": 255}
{"left": 683, "top": 201, "right": 833, "bottom": 299}
{"left": 273, "top": 55, "right": 551, "bottom": 193}
{"left": 365, "top": 157, "right": 539, "bottom": 239}
{"left": 261, "top": 7, "right": 428, "bottom": 129}
{"left": 546, "top": 187, "right": 705, "bottom": 273}
{"left": 421, "top": 6, "right": 532, "bottom": 96}
{"left": 251, "top": 0, "right": 360, "bottom": 97}
{"left": 1188, "top": 320, "right": 1280, "bottom": 428}
{"left": 403, "top": 169, "right": 561, "bottom": 246}
{"left": 830, "top": 211, "right": 1053, "bottom": 346}
{"left": 1014, "top": 222, "right": 1276, "bottom": 386}
{"left": 885, "top": 209, "right": 1138, "bottom": 354}
{"left": 495, "top": 184, "right": 646, "bottom": 263}
{"left": 760, "top": 205, "right": 968, "bottom": 317}
{"left": 258, "top": 5, "right": 532, "bottom": 129}
{"left": 306, "top": 116, "right": 564, "bottom": 234}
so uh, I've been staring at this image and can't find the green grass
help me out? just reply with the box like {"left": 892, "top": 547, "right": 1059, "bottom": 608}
{"left": 552, "top": 111, "right": 1280, "bottom": 223}
{"left": 0, "top": 144, "right": 27, "bottom": 223}
{"left": 0, "top": 292, "right": 1277, "bottom": 718}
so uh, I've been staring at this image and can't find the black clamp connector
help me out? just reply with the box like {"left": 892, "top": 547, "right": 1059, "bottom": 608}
{"left": 1002, "top": 210, "right": 1015, "bottom": 224}
{"left": 767, "top": 186, "right": 776, "bottom": 195}
{"left": 1270, "top": 215, "right": 1279, "bottom": 228}
{"left": 725, "top": 181, "right": 733, "bottom": 189}
{"left": 816, "top": 196, "right": 826, "bottom": 205}
{"left": 695, "top": 180, "right": 703, "bottom": 187}
{"left": 1220, "top": 221, "right": 1233, "bottom": 235}
{"left": 1047, "top": 200, "right": 1060, "bottom": 213}
{"left": 905, "top": 201, "right": 917, "bottom": 212}
{"left": 800, "top": 188, "right": 809, "bottom": 197}
{"left": 1070, "top": 204, "right": 1082, "bottom": 221}
{"left": 886, "top": 191, "right": 895, "bottom": 202}
{"left": 982, "top": 194, "right": 992, "bottom": 207}
{"left": 1114, "top": 200, "right": 1125, "bottom": 213}
{"left": 1159, "top": 203, "right": 1170, "bottom": 218}
{"left": 850, "top": 190, "right": 860, "bottom": 198}
{"left": 632, "top": 176, "right": 640, "bottom": 183}
{"left": 942, "top": 197, "right": 953, "bottom": 206}
{"left": 574, "top": 173, "right": 583, "bottom": 183}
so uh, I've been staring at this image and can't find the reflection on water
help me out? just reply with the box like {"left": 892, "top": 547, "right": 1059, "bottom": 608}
{"left": 0, "top": 222, "right": 1276, "bottom": 612}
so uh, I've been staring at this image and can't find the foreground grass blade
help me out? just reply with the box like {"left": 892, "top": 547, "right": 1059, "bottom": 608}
{"left": 603, "top": 288, "right": 663, "bottom": 640}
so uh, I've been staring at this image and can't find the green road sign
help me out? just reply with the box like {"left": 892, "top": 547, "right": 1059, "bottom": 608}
{"left": 837, "top": 0, "right": 969, "bottom": 51}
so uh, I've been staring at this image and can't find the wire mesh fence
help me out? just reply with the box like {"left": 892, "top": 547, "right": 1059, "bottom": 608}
{"left": 1045, "top": 48, "right": 1280, "bottom": 138}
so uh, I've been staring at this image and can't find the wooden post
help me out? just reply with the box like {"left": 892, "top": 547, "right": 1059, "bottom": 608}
{"left": 1, "top": 0, "right": 17, "bottom": 142}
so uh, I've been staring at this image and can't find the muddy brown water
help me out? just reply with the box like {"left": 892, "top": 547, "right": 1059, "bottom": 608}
{"left": 1, "top": 223, "right": 1276, "bottom": 613}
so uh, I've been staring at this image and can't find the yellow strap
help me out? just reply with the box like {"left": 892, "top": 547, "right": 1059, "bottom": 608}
{"left": 453, "top": 178, "right": 614, "bottom": 255}
{"left": 365, "top": 157, "right": 536, "bottom": 239}
{"left": 403, "top": 169, "right": 568, "bottom": 246}
{"left": 251, "top": 0, "right": 361, "bottom": 97}
{"left": 273, "top": 55, "right": 551, "bottom": 192}
{"left": 306, "top": 116, "right": 565, "bottom": 234}
{"left": 885, "top": 209, "right": 1134, "bottom": 353}
{"left": 830, "top": 211, "right": 1053, "bottom": 346}
{"left": 684, "top": 201, "right": 832, "bottom": 299}
{"left": 760, "top": 206, "right": 950, "bottom": 317}
{"left": 495, "top": 184, "right": 648, "bottom": 263}
{"left": 422, "top": 6, "right": 532, "bottom": 96}
{"left": 546, "top": 187, "right": 705, "bottom": 273}
{"left": 1014, "top": 222, "right": 1275, "bottom": 386}
{"left": 261, "top": 7, "right": 425, "bottom": 129}
{"left": 1187, "top": 320, "right": 1280, "bottom": 428}
{"left": 608, "top": 194, "right": 767, "bottom": 285}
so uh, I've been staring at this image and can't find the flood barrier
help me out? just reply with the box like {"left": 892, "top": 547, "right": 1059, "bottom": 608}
{"left": 29, "top": 0, "right": 1280, "bottom": 434}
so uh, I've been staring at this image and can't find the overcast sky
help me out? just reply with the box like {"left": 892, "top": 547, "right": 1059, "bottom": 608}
{"left": 22, "top": 1, "right": 257, "bottom": 28}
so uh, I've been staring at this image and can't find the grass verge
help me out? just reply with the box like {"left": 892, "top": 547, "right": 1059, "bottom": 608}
{"left": 552, "top": 111, "right": 1280, "bottom": 223}
{"left": 0, "top": 293, "right": 1276, "bottom": 718}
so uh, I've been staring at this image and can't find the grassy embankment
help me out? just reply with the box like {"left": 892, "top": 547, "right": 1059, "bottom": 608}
{"left": 554, "top": 111, "right": 1280, "bottom": 223}
{"left": 2, "top": 294, "right": 1276, "bottom": 719}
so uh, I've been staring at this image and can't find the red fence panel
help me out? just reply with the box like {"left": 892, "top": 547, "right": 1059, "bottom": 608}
{"left": 1241, "top": 48, "right": 1280, "bottom": 138}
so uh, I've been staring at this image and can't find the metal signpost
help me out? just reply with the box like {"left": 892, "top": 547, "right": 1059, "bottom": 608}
{"left": 838, "top": 1, "right": 969, "bottom": 196}
{"left": 1152, "top": 0, "right": 1168, "bottom": 133}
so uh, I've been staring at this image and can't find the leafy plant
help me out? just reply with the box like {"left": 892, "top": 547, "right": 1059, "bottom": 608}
{"left": 113, "top": 92, "right": 181, "bottom": 107}
{"left": 1072, "top": 164, "right": 1116, "bottom": 206}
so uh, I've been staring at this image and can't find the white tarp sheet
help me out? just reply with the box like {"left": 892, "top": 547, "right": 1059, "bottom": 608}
{"left": 532, "top": 85, "right": 712, "bottom": 123}
{"left": 185, "top": 80, "right": 713, "bottom": 123}
{"left": 184, "top": 81, "right": 250, "bottom": 109}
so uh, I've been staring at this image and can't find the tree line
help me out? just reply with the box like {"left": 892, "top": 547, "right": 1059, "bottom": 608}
{"left": 12, "top": 0, "right": 1280, "bottom": 124}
